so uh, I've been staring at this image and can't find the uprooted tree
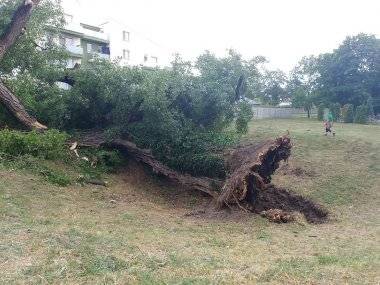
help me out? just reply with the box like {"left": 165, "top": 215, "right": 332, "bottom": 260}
{"left": 0, "top": 0, "right": 328, "bottom": 223}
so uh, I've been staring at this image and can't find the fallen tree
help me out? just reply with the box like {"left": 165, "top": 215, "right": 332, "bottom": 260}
{"left": 72, "top": 132, "right": 327, "bottom": 222}
{"left": 73, "top": 131, "right": 327, "bottom": 223}
{"left": 74, "top": 133, "right": 291, "bottom": 204}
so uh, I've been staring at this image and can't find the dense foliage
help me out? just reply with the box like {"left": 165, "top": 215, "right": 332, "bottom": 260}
{"left": 63, "top": 57, "right": 254, "bottom": 178}
{"left": 0, "top": 129, "right": 67, "bottom": 159}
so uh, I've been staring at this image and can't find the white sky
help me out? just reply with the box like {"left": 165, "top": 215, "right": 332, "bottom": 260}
{"left": 62, "top": 0, "right": 380, "bottom": 71}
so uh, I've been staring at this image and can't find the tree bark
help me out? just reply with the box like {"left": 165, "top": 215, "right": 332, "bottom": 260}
{"left": 0, "top": 81, "right": 47, "bottom": 130}
{"left": 0, "top": 0, "right": 46, "bottom": 131}
{"left": 0, "top": 0, "right": 40, "bottom": 60}
{"left": 111, "top": 139, "right": 221, "bottom": 198}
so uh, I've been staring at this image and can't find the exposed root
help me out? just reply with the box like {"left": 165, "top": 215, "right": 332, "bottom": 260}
{"left": 217, "top": 136, "right": 292, "bottom": 208}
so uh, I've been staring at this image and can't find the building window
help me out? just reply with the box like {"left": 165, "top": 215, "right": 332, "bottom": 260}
{"left": 123, "top": 31, "right": 130, "bottom": 42}
{"left": 144, "top": 54, "right": 148, "bottom": 62}
{"left": 123, "top": 49, "right": 130, "bottom": 60}
{"left": 87, "top": 43, "right": 92, "bottom": 52}
{"left": 151, "top": 56, "right": 158, "bottom": 64}
{"left": 102, "top": 45, "right": 110, "bottom": 55}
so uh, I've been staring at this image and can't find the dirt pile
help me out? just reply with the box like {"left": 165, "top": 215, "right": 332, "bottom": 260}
{"left": 218, "top": 138, "right": 328, "bottom": 223}
{"left": 253, "top": 185, "right": 328, "bottom": 223}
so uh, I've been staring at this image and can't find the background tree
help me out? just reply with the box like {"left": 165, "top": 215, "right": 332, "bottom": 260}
{"left": 301, "top": 34, "right": 380, "bottom": 113}
{"left": 259, "top": 69, "right": 287, "bottom": 106}
{"left": 291, "top": 87, "right": 313, "bottom": 118}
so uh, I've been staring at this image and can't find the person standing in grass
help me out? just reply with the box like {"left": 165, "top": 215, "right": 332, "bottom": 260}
{"left": 324, "top": 111, "right": 336, "bottom": 136}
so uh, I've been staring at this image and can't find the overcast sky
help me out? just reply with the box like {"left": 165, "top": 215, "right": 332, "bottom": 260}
{"left": 62, "top": 0, "right": 380, "bottom": 71}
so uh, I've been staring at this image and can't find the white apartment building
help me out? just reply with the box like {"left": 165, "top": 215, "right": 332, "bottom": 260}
{"left": 100, "top": 20, "right": 170, "bottom": 68}
{"left": 56, "top": 12, "right": 171, "bottom": 69}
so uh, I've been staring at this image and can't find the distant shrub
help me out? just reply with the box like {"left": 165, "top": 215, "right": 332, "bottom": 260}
{"left": 341, "top": 104, "right": 354, "bottom": 123}
{"left": 367, "top": 97, "right": 375, "bottom": 117}
{"left": 354, "top": 105, "right": 369, "bottom": 124}
{"left": 0, "top": 129, "right": 68, "bottom": 160}
{"left": 317, "top": 104, "right": 325, "bottom": 121}
{"left": 329, "top": 103, "right": 341, "bottom": 122}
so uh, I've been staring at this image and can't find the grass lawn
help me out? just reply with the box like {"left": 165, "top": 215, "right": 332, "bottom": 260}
{"left": 0, "top": 118, "right": 379, "bottom": 284}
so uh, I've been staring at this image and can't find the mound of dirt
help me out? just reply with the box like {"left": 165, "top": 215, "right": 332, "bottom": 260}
{"left": 252, "top": 186, "right": 328, "bottom": 224}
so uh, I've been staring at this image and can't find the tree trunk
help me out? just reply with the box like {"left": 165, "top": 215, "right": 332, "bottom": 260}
{"left": 74, "top": 131, "right": 221, "bottom": 198}
{"left": 74, "top": 132, "right": 292, "bottom": 205}
{"left": 0, "top": 81, "right": 47, "bottom": 130}
{"left": 0, "top": 0, "right": 46, "bottom": 131}
{"left": 110, "top": 139, "right": 222, "bottom": 198}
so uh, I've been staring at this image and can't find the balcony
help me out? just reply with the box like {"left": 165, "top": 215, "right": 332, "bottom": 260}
{"left": 66, "top": 45, "right": 83, "bottom": 56}
{"left": 63, "top": 22, "right": 109, "bottom": 43}
{"left": 83, "top": 29, "right": 109, "bottom": 43}
{"left": 94, "top": 52, "right": 110, "bottom": 60}
{"left": 87, "top": 52, "right": 110, "bottom": 61}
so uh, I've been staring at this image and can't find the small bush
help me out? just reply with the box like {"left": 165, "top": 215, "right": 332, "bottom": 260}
{"left": 39, "top": 168, "right": 71, "bottom": 186}
{"left": 236, "top": 101, "right": 253, "bottom": 134}
{"left": 317, "top": 104, "right": 325, "bottom": 121}
{"left": 354, "top": 105, "right": 369, "bottom": 124}
{"left": 341, "top": 104, "right": 354, "bottom": 123}
{"left": 0, "top": 129, "right": 68, "bottom": 159}
{"left": 77, "top": 148, "right": 126, "bottom": 174}
{"left": 95, "top": 150, "right": 125, "bottom": 169}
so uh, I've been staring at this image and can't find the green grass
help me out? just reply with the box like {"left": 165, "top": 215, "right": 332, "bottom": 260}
{"left": 0, "top": 118, "right": 379, "bottom": 284}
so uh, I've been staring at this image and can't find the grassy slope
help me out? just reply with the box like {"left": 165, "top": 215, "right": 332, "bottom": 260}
{"left": 0, "top": 119, "right": 379, "bottom": 284}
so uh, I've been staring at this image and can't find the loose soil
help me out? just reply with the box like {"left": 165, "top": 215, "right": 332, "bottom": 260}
{"left": 252, "top": 185, "right": 329, "bottom": 223}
